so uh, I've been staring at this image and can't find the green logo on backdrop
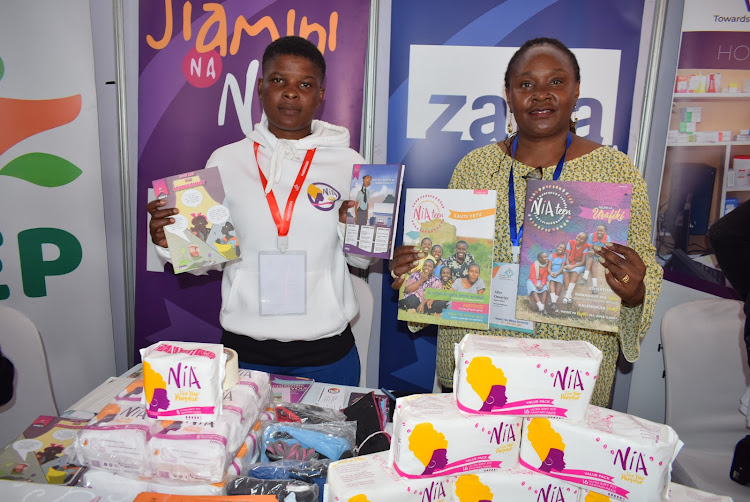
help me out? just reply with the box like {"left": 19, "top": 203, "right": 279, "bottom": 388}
{"left": 0, "top": 57, "right": 85, "bottom": 299}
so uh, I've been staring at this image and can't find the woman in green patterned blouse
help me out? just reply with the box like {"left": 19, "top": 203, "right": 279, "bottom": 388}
{"left": 389, "top": 38, "right": 662, "bottom": 407}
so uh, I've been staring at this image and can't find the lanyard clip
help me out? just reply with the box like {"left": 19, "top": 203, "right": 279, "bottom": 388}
{"left": 512, "top": 245, "right": 520, "bottom": 264}
{"left": 278, "top": 236, "right": 288, "bottom": 254}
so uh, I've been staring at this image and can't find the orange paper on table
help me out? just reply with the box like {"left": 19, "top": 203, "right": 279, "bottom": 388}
{"left": 133, "top": 494, "right": 277, "bottom": 502}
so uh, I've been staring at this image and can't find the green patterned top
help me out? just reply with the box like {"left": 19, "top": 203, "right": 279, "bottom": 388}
{"left": 436, "top": 142, "right": 663, "bottom": 407}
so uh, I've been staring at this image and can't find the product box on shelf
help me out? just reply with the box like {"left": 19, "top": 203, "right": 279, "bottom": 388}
{"left": 679, "top": 106, "right": 701, "bottom": 123}
{"left": 734, "top": 156, "right": 750, "bottom": 186}
{"left": 724, "top": 197, "right": 739, "bottom": 215}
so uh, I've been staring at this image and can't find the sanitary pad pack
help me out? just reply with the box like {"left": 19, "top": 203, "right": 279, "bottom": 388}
{"left": 227, "top": 429, "right": 262, "bottom": 478}
{"left": 327, "top": 452, "right": 583, "bottom": 502}
{"left": 454, "top": 334, "right": 602, "bottom": 420}
{"left": 519, "top": 406, "right": 683, "bottom": 501}
{"left": 82, "top": 468, "right": 225, "bottom": 499}
{"left": 150, "top": 376, "right": 271, "bottom": 483}
{"left": 389, "top": 393, "right": 521, "bottom": 478}
{"left": 448, "top": 467, "right": 583, "bottom": 502}
{"left": 328, "top": 451, "right": 456, "bottom": 502}
{"left": 140, "top": 341, "right": 227, "bottom": 422}
{"left": 75, "top": 402, "right": 158, "bottom": 476}
{"left": 667, "top": 483, "right": 734, "bottom": 501}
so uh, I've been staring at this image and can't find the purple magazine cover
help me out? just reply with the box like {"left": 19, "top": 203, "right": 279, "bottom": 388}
{"left": 343, "top": 164, "right": 404, "bottom": 259}
{"left": 516, "top": 180, "right": 632, "bottom": 332}
{"left": 135, "top": 1, "right": 371, "bottom": 359}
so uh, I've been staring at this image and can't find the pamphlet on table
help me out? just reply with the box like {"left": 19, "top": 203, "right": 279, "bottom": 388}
{"left": 152, "top": 166, "right": 241, "bottom": 274}
{"left": 0, "top": 415, "right": 88, "bottom": 486}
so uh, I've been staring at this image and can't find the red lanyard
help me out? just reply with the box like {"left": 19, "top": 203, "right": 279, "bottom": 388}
{"left": 253, "top": 142, "right": 316, "bottom": 252}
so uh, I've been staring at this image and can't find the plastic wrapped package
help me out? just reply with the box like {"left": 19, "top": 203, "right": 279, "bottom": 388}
{"left": 116, "top": 379, "right": 145, "bottom": 403}
{"left": 150, "top": 377, "right": 271, "bottom": 483}
{"left": 260, "top": 421, "right": 356, "bottom": 462}
{"left": 235, "top": 369, "right": 273, "bottom": 412}
{"left": 274, "top": 402, "right": 346, "bottom": 424}
{"left": 245, "top": 459, "right": 330, "bottom": 502}
{"left": 140, "top": 341, "right": 227, "bottom": 422}
{"left": 149, "top": 417, "right": 237, "bottom": 483}
{"left": 389, "top": 393, "right": 521, "bottom": 478}
{"left": 326, "top": 453, "right": 583, "bottom": 502}
{"left": 667, "top": 483, "right": 734, "bottom": 501}
{"left": 83, "top": 468, "right": 225, "bottom": 498}
{"left": 520, "top": 406, "right": 683, "bottom": 501}
{"left": 454, "top": 334, "right": 603, "bottom": 420}
{"left": 75, "top": 402, "right": 158, "bottom": 476}
{"left": 226, "top": 477, "right": 318, "bottom": 502}
{"left": 342, "top": 392, "right": 390, "bottom": 455}
{"left": 227, "top": 428, "right": 262, "bottom": 478}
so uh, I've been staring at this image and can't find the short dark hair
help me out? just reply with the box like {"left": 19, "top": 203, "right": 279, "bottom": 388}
{"left": 504, "top": 37, "right": 580, "bottom": 92}
{"left": 262, "top": 36, "right": 326, "bottom": 80}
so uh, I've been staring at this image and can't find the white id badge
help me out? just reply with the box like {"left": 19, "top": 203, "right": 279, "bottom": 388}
{"left": 489, "top": 262, "right": 534, "bottom": 333}
{"left": 258, "top": 251, "right": 306, "bottom": 315}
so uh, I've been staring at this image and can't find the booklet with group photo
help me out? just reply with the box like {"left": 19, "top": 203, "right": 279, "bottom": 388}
{"left": 152, "top": 166, "right": 241, "bottom": 274}
{"left": 397, "top": 189, "right": 497, "bottom": 330}
{"left": 343, "top": 164, "right": 405, "bottom": 259}
{"left": 515, "top": 180, "right": 632, "bottom": 332}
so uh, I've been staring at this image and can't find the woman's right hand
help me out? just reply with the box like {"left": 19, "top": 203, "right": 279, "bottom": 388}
{"left": 389, "top": 245, "right": 425, "bottom": 290}
{"left": 146, "top": 198, "right": 178, "bottom": 248}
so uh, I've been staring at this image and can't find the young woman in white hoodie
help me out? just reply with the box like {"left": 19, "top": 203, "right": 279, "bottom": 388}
{"left": 146, "top": 36, "right": 373, "bottom": 385}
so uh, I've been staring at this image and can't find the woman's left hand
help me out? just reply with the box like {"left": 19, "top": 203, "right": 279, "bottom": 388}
{"left": 594, "top": 242, "right": 646, "bottom": 307}
{"left": 339, "top": 200, "right": 354, "bottom": 223}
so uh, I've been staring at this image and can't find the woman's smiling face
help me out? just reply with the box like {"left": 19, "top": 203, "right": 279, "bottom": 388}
{"left": 505, "top": 44, "right": 580, "bottom": 140}
{"left": 468, "top": 265, "right": 480, "bottom": 283}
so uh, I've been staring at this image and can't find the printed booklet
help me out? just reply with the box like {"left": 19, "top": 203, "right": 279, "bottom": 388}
{"left": 0, "top": 415, "right": 89, "bottom": 485}
{"left": 344, "top": 163, "right": 405, "bottom": 259}
{"left": 152, "top": 166, "right": 240, "bottom": 274}
{"left": 397, "top": 189, "right": 497, "bottom": 330}
{"left": 516, "top": 180, "right": 632, "bottom": 332}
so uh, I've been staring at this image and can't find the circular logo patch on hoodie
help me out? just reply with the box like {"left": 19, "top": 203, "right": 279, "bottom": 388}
{"left": 307, "top": 182, "right": 340, "bottom": 211}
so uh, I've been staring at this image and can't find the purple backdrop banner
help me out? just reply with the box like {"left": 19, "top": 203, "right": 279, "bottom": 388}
{"left": 135, "top": 0, "right": 370, "bottom": 361}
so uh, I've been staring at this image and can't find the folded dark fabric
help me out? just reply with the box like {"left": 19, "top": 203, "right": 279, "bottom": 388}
{"left": 226, "top": 477, "right": 318, "bottom": 502}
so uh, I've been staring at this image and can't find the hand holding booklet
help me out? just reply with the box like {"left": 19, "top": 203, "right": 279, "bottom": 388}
{"left": 152, "top": 166, "right": 240, "bottom": 274}
{"left": 397, "top": 189, "right": 497, "bottom": 330}
{"left": 515, "top": 180, "right": 632, "bottom": 332}
{"left": 343, "top": 163, "right": 404, "bottom": 259}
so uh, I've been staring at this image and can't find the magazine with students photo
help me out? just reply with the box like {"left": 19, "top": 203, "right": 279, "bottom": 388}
{"left": 344, "top": 163, "right": 405, "bottom": 259}
{"left": 152, "top": 166, "right": 241, "bottom": 274}
{"left": 516, "top": 180, "right": 632, "bottom": 332}
{"left": 397, "top": 189, "right": 496, "bottom": 330}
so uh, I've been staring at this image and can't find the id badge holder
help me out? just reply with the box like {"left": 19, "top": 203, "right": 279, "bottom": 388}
{"left": 488, "top": 254, "right": 535, "bottom": 333}
{"left": 258, "top": 250, "right": 306, "bottom": 316}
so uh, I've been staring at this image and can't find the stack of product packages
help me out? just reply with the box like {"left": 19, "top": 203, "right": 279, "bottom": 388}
{"left": 327, "top": 333, "right": 692, "bottom": 502}
{"left": 73, "top": 341, "right": 273, "bottom": 497}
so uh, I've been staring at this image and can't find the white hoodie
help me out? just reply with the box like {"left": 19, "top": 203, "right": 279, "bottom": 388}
{"left": 158, "top": 116, "right": 372, "bottom": 341}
